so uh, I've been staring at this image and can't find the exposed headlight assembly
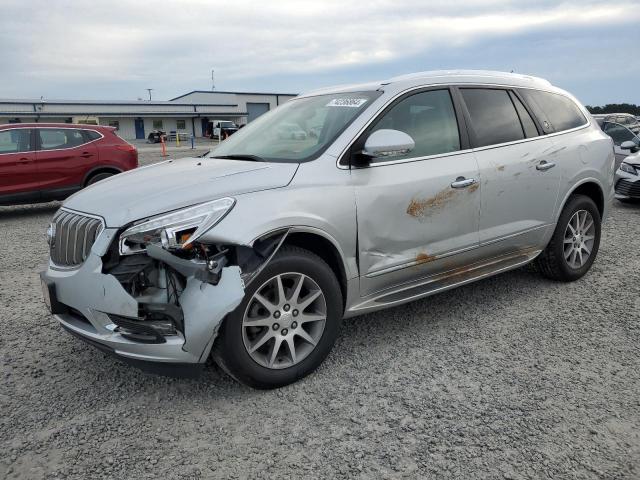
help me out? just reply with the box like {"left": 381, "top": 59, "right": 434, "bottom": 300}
{"left": 119, "top": 197, "right": 235, "bottom": 255}
{"left": 620, "top": 162, "right": 637, "bottom": 175}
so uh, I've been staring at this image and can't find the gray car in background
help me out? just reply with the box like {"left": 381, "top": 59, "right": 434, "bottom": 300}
{"left": 41, "top": 70, "right": 614, "bottom": 389}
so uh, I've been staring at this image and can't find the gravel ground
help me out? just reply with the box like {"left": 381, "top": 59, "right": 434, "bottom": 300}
{"left": 1, "top": 152, "right": 639, "bottom": 479}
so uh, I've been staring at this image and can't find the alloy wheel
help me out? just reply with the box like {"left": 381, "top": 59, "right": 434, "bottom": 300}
{"left": 563, "top": 209, "right": 596, "bottom": 269}
{"left": 242, "top": 272, "right": 327, "bottom": 369}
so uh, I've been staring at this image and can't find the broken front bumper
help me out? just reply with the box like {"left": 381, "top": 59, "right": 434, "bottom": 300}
{"left": 41, "top": 228, "right": 245, "bottom": 374}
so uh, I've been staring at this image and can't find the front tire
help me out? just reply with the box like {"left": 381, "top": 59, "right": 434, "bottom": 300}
{"left": 535, "top": 194, "right": 601, "bottom": 281}
{"left": 214, "top": 246, "right": 343, "bottom": 389}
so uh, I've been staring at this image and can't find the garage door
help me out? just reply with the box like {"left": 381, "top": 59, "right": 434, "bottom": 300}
{"left": 247, "top": 103, "right": 270, "bottom": 123}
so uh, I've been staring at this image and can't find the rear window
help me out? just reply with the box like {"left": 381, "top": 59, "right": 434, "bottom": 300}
{"left": 461, "top": 88, "right": 525, "bottom": 147}
{"left": 39, "top": 128, "right": 86, "bottom": 150}
{"left": 521, "top": 90, "right": 587, "bottom": 133}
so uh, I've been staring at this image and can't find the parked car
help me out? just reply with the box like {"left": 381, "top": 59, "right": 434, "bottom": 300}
{"left": 614, "top": 147, "right": 640, "bottom": 202}
{"left": 41, "top": 71, "right": 613, "bottom": 389}
{"left": 210, "top": 120, "right": 238, "bottom": 140}
{"left": 597, "top": 121, "right": 640, "bottom": 166}
{"left": 592, "top": 113, "right": 640, "bottom": 133}
{"left": 0, "top": 123, "right": 138, "bottom": 205}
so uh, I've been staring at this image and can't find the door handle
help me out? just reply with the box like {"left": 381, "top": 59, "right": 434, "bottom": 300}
{"left": 80, "top": 152, "right": 94, "bottom": 158}
{"left": 536, "top": 160, "right": 556, "bottom": 171}
{"left": 450, "top": 177, "right": 477, "bottom": 189}
{"left": 16, "top": 157, "right": 33, "bottom": 165}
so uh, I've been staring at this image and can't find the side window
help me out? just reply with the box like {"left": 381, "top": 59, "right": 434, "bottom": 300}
{"left": 0, "top": 129, "right": 32, "bottom": 154}
{"left": 521, "top": 90, "right": 587, "bottom": 132}
{"left": 509, "top": 91, "right": 539, "bottom": 138}
{"left": 367, "top": 89, "right": 460, "bottom": 161}
{"left": 603, "top": 123, "right": 636, "bottom": 145}
{"left": 39, "top": 129, "right": 87, "bottom": 150}
{"left": 461, "top": 88, "right": 524, "bottom": 147}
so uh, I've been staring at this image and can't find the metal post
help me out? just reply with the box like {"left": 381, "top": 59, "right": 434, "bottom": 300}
{"left": 191, "top": 134, "right": 194, "bottom": 149}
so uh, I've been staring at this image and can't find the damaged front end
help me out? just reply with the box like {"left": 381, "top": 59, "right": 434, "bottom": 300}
{"left": 43, "top": 203, "right": 287, "bottom": 374}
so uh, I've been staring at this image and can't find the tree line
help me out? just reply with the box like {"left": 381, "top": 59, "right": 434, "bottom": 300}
{"left": 585, "top": 103, "right": 640, "bottom": 115}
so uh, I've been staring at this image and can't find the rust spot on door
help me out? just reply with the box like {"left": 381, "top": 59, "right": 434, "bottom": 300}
{"left": 497, "top": 165, "right": 505, "bottom": 171}
{"left": 467, "top": 183, "right": 479, "bottom": 193}
{"left": 415, "top": 252, "right": 437, "bottom": 264}
{"left": 407, "top": 188, "right": 457, "bottom": 218}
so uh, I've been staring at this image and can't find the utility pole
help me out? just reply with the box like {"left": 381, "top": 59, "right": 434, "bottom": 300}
{"left": 146, "top": 88, "right": 153, "bottom": 101}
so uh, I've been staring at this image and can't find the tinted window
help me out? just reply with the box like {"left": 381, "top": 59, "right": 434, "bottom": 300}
{"left": 368, "top": 89, "right": 460, "bottom": 161}
{"left": 0, "top": 129, "right": 32, "bottom": 154}
{"left": 39, "top": 129, "right": 87, "bottom": 150}
{"left": 521, "top": 90, "right": 587, "bottom": 132}
{"left": 509, "top": 92, "right": 539, "bottom": 138}
{"left": 603, "top": 123, "right": 639, "bottom": 146}
{"left": 461, "top": 89, "right": 524, "bottom": 147}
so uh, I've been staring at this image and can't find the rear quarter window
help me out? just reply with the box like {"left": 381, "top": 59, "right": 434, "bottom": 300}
{"left": 84, "top": 130, "right": 102, "bottom": 141}
{"left": 521, "top": 90, "right": 587, "bottom": 133}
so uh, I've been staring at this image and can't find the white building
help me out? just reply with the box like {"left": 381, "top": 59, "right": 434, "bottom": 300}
{"left": 0, "top": 90, "right": 297, "bottom": 140}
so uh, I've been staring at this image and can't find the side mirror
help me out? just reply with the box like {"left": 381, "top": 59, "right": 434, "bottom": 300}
{"left": 362, "top": 129, "right": 415, "bottom": 159}
{"left": 620, "top": 140, "right": 637, "bottom": 151}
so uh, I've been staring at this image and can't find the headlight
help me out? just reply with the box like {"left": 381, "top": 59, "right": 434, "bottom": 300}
{"left": 620, "top": 162, "right": 637, "bottom": 175}
{"left": 119, "top": 197, "right": 235, "bottom": 255}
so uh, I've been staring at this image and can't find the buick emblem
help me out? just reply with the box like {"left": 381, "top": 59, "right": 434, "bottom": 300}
{"left": 46, "top": 223, "right": 56, "bottom": 247}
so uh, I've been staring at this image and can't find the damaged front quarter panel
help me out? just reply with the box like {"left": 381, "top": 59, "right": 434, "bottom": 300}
{"left": 144, "top": 244, "right": 245, "bottom": 361}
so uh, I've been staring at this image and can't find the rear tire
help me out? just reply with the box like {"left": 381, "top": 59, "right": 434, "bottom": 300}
{"left": 535, "top": 194, "right": 601, "bottom": 281}
{"left": 85, "top": 172, "right": 114, "bottom": 186}
{"left": 214, "top": 246, "right": 343, "bottom": 389}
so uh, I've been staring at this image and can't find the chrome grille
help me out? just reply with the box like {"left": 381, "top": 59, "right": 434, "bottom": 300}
{"left": 50, "top": 210, "right": 103, "bottom": 267}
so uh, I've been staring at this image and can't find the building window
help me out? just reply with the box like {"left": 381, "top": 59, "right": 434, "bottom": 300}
{"left": 153, "top": 120, "right": 163, "bottom": 130}
{"left": 176, "top": 119, "right": 186, "bottom": 130}
{"left": 108, "top": 120, "right": 120, "bottom": 130}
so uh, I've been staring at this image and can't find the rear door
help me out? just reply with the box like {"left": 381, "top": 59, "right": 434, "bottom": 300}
{"left": 35, "top": 127, "right": 98, "bottom": 195}
{"left": 0, "top": 128, "right": 39, "bottom": 201}
{"left": 351, "top": 87, "right": 482, "bottom": 297}
{"left": 458, "top": 87, "right": 559, "bottom": 250}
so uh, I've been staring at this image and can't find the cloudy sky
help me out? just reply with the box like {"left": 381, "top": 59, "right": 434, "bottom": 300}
{"left": 2, "top": 0, "right": 639, "bottom": 105}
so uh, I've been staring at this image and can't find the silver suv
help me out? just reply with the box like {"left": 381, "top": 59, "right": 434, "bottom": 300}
{"left": 41, "top": 71, "right": 614, "bottom": 388}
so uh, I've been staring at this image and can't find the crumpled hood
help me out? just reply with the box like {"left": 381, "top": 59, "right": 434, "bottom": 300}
{"left": 623, "top": 151, "right": 640, "bottom": 166}
{"left": 64, "top": 157, "right": 299, "bottom": 227}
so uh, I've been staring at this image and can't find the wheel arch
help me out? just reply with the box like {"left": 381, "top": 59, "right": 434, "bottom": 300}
{"left": 83, "top": 166, "right": 123, "bottom": 186}
{"left": 556, "top": 178, "right": 605, "bottom": 222}
{"left": 281, "top": 229, "right": 349, "bottom": 308}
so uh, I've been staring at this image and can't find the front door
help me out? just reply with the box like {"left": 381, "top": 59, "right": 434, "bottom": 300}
{"left": 351, "top": 88, "right": 481, "bottom": 297}
{"left": 134, "top": 118, "right": 145, "bottom": 139}
{"left": 0, "top": 128, "right": 39, "bottom": 203}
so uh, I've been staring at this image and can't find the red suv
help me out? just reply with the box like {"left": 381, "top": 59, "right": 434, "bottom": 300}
{"left": 0, "top": 123, "right": 138, "bottom": 205}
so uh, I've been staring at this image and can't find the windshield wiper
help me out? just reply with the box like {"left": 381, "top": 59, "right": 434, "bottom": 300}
{"left": 214, "top": 154, "right": 265, "bottom": 162}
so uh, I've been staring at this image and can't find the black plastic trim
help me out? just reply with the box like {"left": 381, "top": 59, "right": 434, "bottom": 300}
{"left": 60, "top": 324, "right": 204, "bottom": 378}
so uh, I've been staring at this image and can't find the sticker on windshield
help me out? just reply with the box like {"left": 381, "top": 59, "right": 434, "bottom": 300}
{"left": 326, "top": 98, "right": 368, "bottom": 108}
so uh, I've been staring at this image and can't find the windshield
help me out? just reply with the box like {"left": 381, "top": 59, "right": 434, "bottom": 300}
{"left": 220, "top": 121, "right": 236, "bottom": 128}
{"left": 206, "top": 91, "right": 380, "bottom": 163}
